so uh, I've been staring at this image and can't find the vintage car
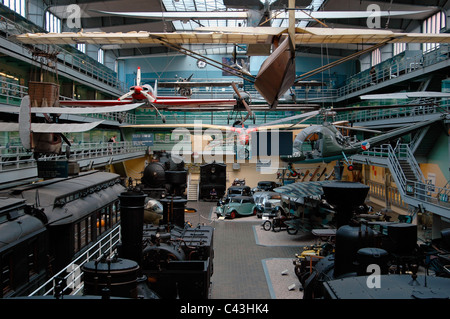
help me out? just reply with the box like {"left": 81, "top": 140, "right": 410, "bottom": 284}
{"left": 218, "top": 185, "right": 252, "bottom": 206}
{"left": 253, "top": 191, "right": 284, "bottom": 218}
{"left": 216, "top": 195, "right": 257, "bottom": 219}
{"left": 252, "top": 181, "right": 279, "bottom": 193}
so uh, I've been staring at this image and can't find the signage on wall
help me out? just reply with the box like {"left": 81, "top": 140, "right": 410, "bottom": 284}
{"left": 132, "top": 133, "right": 154, "bottom": 146}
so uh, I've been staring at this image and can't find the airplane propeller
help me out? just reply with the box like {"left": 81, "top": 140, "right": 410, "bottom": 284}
{"left": 231, "top": 81, "right": 253, "bottom": 124}
{"left": 118, "top": 67, "right": 166, "bottom": 123}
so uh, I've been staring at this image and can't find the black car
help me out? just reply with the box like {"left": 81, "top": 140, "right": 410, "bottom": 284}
{"left": 253, "top": 181, "right": 279, "bottom": 193}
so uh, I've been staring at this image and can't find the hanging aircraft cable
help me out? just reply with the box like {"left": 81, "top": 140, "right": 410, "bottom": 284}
{"left": 294, "top": 40, "right": 391, "bottom": 83}
{"left": 231, "top": 81, "right": 253, "bottom": 124}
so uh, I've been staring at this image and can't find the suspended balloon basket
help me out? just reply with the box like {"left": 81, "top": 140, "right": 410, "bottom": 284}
{"left": 28, "top": 81, "right": 60, "bottom": 108}
{"left": 28, "top": 47, "right": 60, "bottom": 108}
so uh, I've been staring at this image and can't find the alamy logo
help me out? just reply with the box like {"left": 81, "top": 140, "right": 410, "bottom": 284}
{"left": 66, "top": 4, "right": 81, "bottom": 29}
{"left": 366, "top": 4, "right": 381, "bottom": 29}
{"left": 170, "top": 121, "right": 279, "bottom": 173}
{"left": 366, "top": 264, "right": 381, "bottom": 288}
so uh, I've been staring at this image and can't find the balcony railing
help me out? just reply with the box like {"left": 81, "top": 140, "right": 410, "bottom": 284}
{"left": 0, "top": 11, "right": 126, "bottom": 92}
{"left": 0, "top": 78, "right": 136, "bottom": 123}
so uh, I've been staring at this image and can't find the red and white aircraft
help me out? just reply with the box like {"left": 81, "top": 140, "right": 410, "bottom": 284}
{"left": 60, "top": 67, "right": 238, "bottom": 123}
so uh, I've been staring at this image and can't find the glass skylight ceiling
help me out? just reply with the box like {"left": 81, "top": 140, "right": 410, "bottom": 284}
{"left": 161, "top": 0, "right": 325, "bottom": 31}
{"left": 163, "top": 0, "right": 244, "bottom": 31}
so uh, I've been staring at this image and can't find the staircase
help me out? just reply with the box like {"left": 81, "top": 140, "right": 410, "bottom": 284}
{"left": 398, "top": 159, "right": 419, "bottom": 184}
{"left": 353, "top": 143, "right": 450, "bottom": 219}
{"left": 187, "top": 174, "right": 199, "bottom": 201}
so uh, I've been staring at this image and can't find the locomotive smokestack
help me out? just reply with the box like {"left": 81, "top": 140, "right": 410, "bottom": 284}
{"left": 160, "top": 196, "right": 187, "bottom": 227}
{"left": 322, "top": 182, "right": 370, "bottom": 228}
{"left": 118, "top": 190, "right": 146, "bottom": 265}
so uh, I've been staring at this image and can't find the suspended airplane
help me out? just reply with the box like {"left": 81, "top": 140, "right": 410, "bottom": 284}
{"left": 360, "top": 92, "right": 450, "bottom": 100}
{"left": 59, "top": 67, "right": 238, "bottom": 123}
{"left": 122, "top": 109, "right": 319, "bottom": 160}
{"left": 14, "top": 1, "right": 446, "bottom": 109}
{"left": 157, "top": 74, "right": 244, "bottom": 98}
{"left": 0, "top": 95, "right": 144, "bottom": 157}
{"left": 280, "top": 109, "right": 449, "bottom": 168}
{"left": 158, "top": 73, "right": 195, "bottom": 97}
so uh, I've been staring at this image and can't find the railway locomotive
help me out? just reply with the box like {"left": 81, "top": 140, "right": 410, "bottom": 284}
{"left": 199, "top": 162, "right": 227, "bottom": 201}
{"left": 140, "top": 151, "right": 187, "bottom": 199}
{"left": 82, "top": 166, "right": 214, "bottom": 299}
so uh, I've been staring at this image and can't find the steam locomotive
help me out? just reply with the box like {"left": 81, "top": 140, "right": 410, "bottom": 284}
{"left": 77, "top": 152, "right": 214, "bottom": 299}
{"left": 81, "top": 169, "right": 214, "bottom": 299}
{"left": 141, "top": 153, "right": 226, "bottom": 202}
{"left": 199, "top": 162, "right": 226, "bottom": 201}
{"left": 140, "top": 151, "right": 187, "bottom": 199}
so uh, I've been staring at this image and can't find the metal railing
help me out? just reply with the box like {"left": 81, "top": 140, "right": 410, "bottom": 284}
{"left": 0, "top": 81, "right": 136, "bottom": 124}
{"left": 28, "top": 224, "right": 121, "bottom": 297}
{"left": 0, "top": 145, "right": 35, "bottom": 171}
{"left": 406, "top": 180, "right": 450, "bottom": 210}
{"left": 0, "top": 12, "right": 126, "bottom": 92}
{"left": 0, "top": 77, "right": 28, "bottom": 105}
{"left": 68, "top": 141, "right": 146, "bottom": 160}
{"left": 360, "top": 144, "right": 450, "bottom": 213}
{"left": 398, "top": 143, "right": 426, "bottom": 183}
{"left": 337, "top": 45, "right": 450, "bottom": 97}
{"left": 0, "top": 141, "right": 147, "bottom": 174}
{"left": 332, "top": 100, "right": 449, "bottom": 125}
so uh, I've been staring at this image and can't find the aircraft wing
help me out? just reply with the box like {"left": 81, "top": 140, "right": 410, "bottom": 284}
{"left": 0, "top": 121, "right": 104, "bottom": 133}
{"left": 59, "top": 100, "right": 135, "bottom": 107}
{"left": 91, "top": 9, "right": 432, "bottom": 21}
{"left": 30, "top": 121, "right": 104, "bottom": 133}
{"left": 31, "top": 102, "right": 144, "bottom": 114}
{"left": 360, "top": 92, "right": 450, "bottom": 100}
{"left": 0, "top": 123, "right": 20, "bottom": 132}
{"left": 151, "top": 98, "right": 236, "bottom": 108}
{"left": 14, "top": 28, "right": 450, "bottom": 45}
{"left": 273, "top": 180, "right": 335, "bottom": 199}
{"left": 91, "top": 10, "right": 248, "bottom": 20}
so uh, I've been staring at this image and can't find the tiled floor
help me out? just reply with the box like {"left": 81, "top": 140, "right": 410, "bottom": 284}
{"left": 185, "top": 200, "right": 306, "bottom": 299}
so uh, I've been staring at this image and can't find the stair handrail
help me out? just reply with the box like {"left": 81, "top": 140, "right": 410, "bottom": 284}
{"left": 360, "top": 145, "right": 450, "bottom": 214}
{"left": 437, "top": 180, "right": 450, "bottom": 198}
{"left": 397, "top": 144, "right": 426, "bottom": 183}
{"left": 385, "top": 144, "right": 407, "bottom": 195}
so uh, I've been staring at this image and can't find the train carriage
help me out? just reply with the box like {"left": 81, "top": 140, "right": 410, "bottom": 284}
{"left": 1, "top": 171, "right": 126, "bottom": 296}
{"left": 0, "top": 198, "right": 48, "bottom": 297}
